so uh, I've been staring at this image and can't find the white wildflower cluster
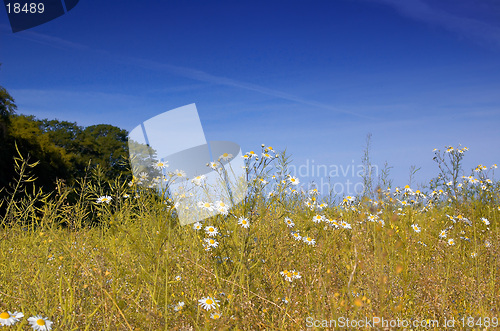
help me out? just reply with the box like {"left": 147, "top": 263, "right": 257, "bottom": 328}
{"left": 366, "top": 214, "right": 385, "bottom": 227}
{"left": 197, "top": 200, "right": 230, "bottom": 215}
{"left": 280, "top": 269, "right": 302, "bottom": 282}
{"left": 304, "top": 190, "right": 327, "bottom": 211}
{"left": 0, "top": 311, "right": 53, "bottom": 330}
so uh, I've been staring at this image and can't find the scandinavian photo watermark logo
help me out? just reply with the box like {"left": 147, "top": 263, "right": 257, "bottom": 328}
{"left": 127, "top": 104, "right": 247, "bottom": 226}
{"left": 288, "top": 159, "right": 379, "bottom": 195}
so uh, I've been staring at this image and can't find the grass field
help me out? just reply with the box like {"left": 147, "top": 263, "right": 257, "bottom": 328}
{"left": 1, "top": 145, "right": 499, "bottom": 330}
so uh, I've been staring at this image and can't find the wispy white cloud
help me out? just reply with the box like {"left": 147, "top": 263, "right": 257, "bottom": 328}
{"left": 116, "top": 56, "right": 375, "bottom": 120}
{"left": 8, "top": 30, "right": 374, "bottom": 120}
{"left": 364, "top": 0, "right": 500, "bottom": 48}
{"left": 12, "top": 29, "right": 90, "bottom": 51}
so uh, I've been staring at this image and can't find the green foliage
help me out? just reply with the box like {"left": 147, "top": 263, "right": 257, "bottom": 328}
{"left": 0, "top": 85, "right": 131, "bottom": 209}
{"left": 0, "top": 85, "right": 17, "bottom": 121}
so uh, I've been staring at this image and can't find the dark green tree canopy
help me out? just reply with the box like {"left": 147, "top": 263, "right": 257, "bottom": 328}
{"left": 0, "top": 85, "right": 131, "bottom": 195}
{"left": 0, "top": 86, "right": 17, "bottom": 120}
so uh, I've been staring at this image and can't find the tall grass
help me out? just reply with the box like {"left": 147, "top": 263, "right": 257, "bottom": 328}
{"left": 0, "top": 144, "right": 498, "bottom": 330}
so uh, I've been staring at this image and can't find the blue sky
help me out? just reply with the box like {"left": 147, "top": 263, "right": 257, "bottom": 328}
{"left": 1, "top": 0, "right": 499, "bottom": 195}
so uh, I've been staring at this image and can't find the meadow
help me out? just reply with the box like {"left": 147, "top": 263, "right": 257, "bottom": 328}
{"left": 0, "top": 144, "right": 499, "bottom": 330}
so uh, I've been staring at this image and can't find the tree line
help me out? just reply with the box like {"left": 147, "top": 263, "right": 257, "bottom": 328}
{"left": 0, "top": 85, "right": 130, "bottom": 199}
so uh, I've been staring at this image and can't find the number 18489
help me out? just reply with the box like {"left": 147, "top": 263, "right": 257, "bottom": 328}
{"left": 6, "top": 3, "right": 45, "bottom": 14}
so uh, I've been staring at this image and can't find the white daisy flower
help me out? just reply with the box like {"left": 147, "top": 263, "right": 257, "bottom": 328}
{"left": 326, "top": 219, "right": 339, "bottom": 229}
{"left": 448, "top": 238, "right": 455, "bottom": 246}
{"left": 204, "top": 238, "right": 219, "bottom": 248}
{"left": 219, "top": 152, "right": 233, "bottom": 161}
{"left": 205, "top": 226, "right": 219, "bottom": 237}
{"left": 238, "top": 217, "right": 250, "bottom": 228}
{"left": 96, "top": 195, "right": 112, "bottom": 204}
{"left": 280, "top": 270, "right": 294, "bottom": 282}
{"left": 0, "top": 311, "right": 23, "bottom": 326}
{"left": 174, "top": 169, "right": 186, "bottom": 178}
{"left": 175, "top": 275, "right": 182, "bottom": 281}
{"left": 191, "top": 175, "right": 206, "bottom": 186}
{"left": 303, "top": 236, "right": 316, "bottom": 246}
{"left": 27, "top": 315, "right": 53, "bottom": 331}
{"left": 246, "top": 151, "right": 257, "bottom": 158}
{"left": 411, "top": 224, "right": 421, "bottom": 233}
{"left": 403, "top": 185, "right": 413, "bottom": 195}
{"left": 210, "top": 312, "right": 222, "bottom": 319}
{"left": 284, "top": 217, "right": 294, "bottom": 228}
{"left": 174, "top": 301, "right": 185, "bottom": 312}
{"left": 198, "top": 296, "right": 220, "bottom": 310}
{"left": 207, "top": 162, "right": 219, "bottom": 170}
{"left": 257, "top": 178, "right": 268, "bottom": 185}
{"left": 471, "top": 252, "right": 477, "bottom": 258}
{"left": 261, "top": 152, "right": 272, "bottom": 159}
{"left": 214, "top": 201, "right": 229, "bottom": 215}
{"left": 340, "top": 221, "right": 352, "bottom": 229}
{"left": 291, "top": 231, "right": 302, "bottom": 241}
{"left": 481, "top": 217, "right": 490, "bottom": 226}
{"left": 439, "top": 230, "right": 447, "bottom": 239}
{"left": 341, "top": 196, "right": 355, "bottom": 206}
{"left": 154, "top": 161, "right": 169, "bottom": 170}
{"left": 312, "top": 215, "right": 324, "bottom": 223}
{"left": 317, "top": 202, "right": 328, "bottom": 210}
{"left": 288, "top": 176, "right": 300, "bottom": 185}
{"left": 198, "top": 201, "right": 214, "bottom": 212}
{"left": 291, "top": 270, "right": 302, "bottom": 279}
{"left": 193, "top": 222, "right": 202, "bottom": 230}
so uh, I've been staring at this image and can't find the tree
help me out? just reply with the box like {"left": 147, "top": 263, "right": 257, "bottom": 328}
{"left": 0, "top": 85, "right": 18, "bottom": 191}
{"left": 78, "top": 124, "right": 130, "bottom": 180}
{"left": 0, "top": 86, "right": 17, "bottom": 138}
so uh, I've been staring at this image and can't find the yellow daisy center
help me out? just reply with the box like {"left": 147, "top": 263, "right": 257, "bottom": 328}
{"left": 209, "top": 227, "right": 214, "bottom": 232}
{"left": 209, "top": 239, "right": 215, "bottom": 244}
{"left": 213, "top": 314, "right": 220, "bottom": 319}
{"left": 242, "top": 220, "right": 247, "bottom": 224}
{"left": 0, "top": 312, "right": 10, "bottom": 319}
{"left": 222, "top": 153, "right": 229, "bottom": 157}
{"left": 206, "top": 299, "right": 213, "bottom": 305}
{"left": 37, "top": 319, "right": 46, "bottom": 326}
{"left": 204, "top": 203, "right": 211, "bottom": 208}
